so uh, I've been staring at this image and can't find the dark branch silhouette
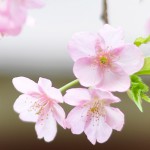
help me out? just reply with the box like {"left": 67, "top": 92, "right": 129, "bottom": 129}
{"left": 101, "top": 0, "right": 109, "bottom": 24}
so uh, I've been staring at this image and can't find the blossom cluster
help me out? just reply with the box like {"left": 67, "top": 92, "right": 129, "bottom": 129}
{"left": 1, "top": 0, "right": 149, "bottom": 145}
{"left": 12, "top": 24, "right": 145, "bottom": 144}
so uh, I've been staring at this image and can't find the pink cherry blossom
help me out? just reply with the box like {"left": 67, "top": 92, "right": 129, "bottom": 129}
{"left": 64, "top": 88, "right": 124, "bottom": 145}
{"left": 0, "top": 0, "right": 44, "bottom": 36}
{"left": 68, "top": 24, "right": 144, "bottom": 92}
{"left": 13, "top": 77, "right": 65, "bottom": 142}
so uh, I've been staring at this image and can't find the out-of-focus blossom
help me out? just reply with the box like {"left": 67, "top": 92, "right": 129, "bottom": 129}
{"left": 64, "top": 88, "right": 124, "bottom": 144}
{"left": 68, "top": 24, "right": 144, "bottom": 92}
{"left": 0, "top": 0, "right": 44, "bottom": 36}
{"left": 13, "top": 77, "right": 65, "bottom": 142}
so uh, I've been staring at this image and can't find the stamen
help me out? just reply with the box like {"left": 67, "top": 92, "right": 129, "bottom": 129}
{"left": 87, "top": 99, "right": 106, "bottom": 126}
{"left": 28, "top": 96, "right": 48, "bottom": 115}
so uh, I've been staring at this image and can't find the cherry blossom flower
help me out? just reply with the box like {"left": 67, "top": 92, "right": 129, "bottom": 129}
{"left": 0, "top": 0, "right": 44, "bottom": 36}
{"left": 68, "top": 24, "right": 144, "bottom": 92}
{"left": 13, "top": 77, "right": 65, "bottom": 142}
{"left": 64, "top": 88, "right": 124, "bottom": 145}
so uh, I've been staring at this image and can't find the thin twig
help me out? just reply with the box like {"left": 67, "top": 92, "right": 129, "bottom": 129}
{"left": 101, "top": 0, "right": 109, "bottom": 24}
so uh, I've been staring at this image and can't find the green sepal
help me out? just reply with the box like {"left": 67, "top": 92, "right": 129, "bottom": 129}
{"left": 134, "top": 35, "right": 150, "bottom": 47}
{"left": 127, "top": 75, "right": 150, "bottom": 112}
{"left": 135, "top": 57, "right": 150, "bottom": 75}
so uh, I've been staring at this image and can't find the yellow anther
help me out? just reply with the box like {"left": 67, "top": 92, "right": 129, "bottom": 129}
{"left": 100, "top": 56, "right": 108, "bottom": 64}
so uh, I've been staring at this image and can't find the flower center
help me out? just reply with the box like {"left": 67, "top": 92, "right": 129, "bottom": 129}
{"left": 99, "top": 56, "right": 108, "bottom": 65}
{"left": 88, "top": 99, "right": 106, "bottom": 118}
{"left": 28, "top": 95, "right": 49, "bottom": 116}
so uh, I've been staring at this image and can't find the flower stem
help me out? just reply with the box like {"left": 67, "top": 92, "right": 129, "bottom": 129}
{"left": 60, "top": 79, "right": 80, "bottom": 93}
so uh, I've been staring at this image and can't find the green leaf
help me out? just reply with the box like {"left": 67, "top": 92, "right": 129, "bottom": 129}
{"left": 127, "top": 89, "right": 143, "bottom": 112}
{"left": 127, "top": 75, "right": 150, "bottom": 112}
{"left": 141, "top": 94, "right": 150, "bottom": 103}
{"left": 134, "top": 35, "right": 150, "bottom": 47}
{"left": 135, "top": 57, "right": 150, "bottom": 75}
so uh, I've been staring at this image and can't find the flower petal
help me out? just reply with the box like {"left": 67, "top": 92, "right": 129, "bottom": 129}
{"left": 85, "top": 117, "right": 112, "bottom": 144}
{"left": 66, "top": 106, "right": 89, "bottom": 135}
{"left": 96, "top": 117, "right": 112, "bottom": 143}
{"left": 23, "top": 0, "right": 44, "bottom": 9}
{"left": 105, "top": 106, "right": 124, "bottom": 131}
{"left": 68, "top": 32, "right": 98, "bottom": 61}
{"left": 114, "top": 44, "right": 144, "bottom": 75}
{"left": 84, "top": 118, "right": 97, "bottom": 145}
{"left": 38, "top": 77, "right": 52, "bottom": 95}
{"left": 90, "top": 89, "right": 121, "bottom": 104}
{"left": 19, "top": 109, "right": 38, "bottom": 122}
{"left": 48, "top": 87, "right": 63, "bottom": 103}
{"left": 99, "top": 24, "right": 124, "bottom": 49}
{"left": 38, "top": 77, "right": 52, "bottom": 88}
{"left": 64, "top": 88, "right": 91, "bottom": 106}
{"left": 13, "top": 94, "right": 37, "bottom": 113}
{"left": 12, "top": 77, "right": 39, "bottom": 94}
{"left": 95, "top": 36, "right": 106, "bottom": 52}
{"left": 73, "top": 57, "right": 102, "bottom": 87}
{"left": 97, "top": 64, "right": 130, "bottom": 92}
{"left": 38, "top": 77, "right": 63, "bottom": 103}
{"left": 53, "top": 103, "right": 66, "bottom": 128}
{"left": 0, "top": 0, "right": 27, "bottom": 35}
{"left": 35, "top": 111, "right": 57, "bottom": 142}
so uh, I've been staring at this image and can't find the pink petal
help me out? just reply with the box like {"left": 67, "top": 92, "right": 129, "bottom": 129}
{"left": 114, "top": 44, "right": 144, "bottom": 75}
{"left": 19, "top": 109, "right": 38, "bottom": 122}
{"left": 38, "top": 77, "right": 52, "bottom": 94}
{"left": 48, "top": 87, "right": 63, "bottom": 103}
{"left": 66, "top": 106, "right": 89, "bottom": 135}
{"left": 12, "top": 77, "right": 39, "bottom": 94}
{"left": 38, "top": 77, "right": 52, "bottom": 88}
{"left": 64, "top": 88, "right": 91, "bottom": 106}
{"left": 73, "top": 57, "right": 103, "bottom": 87}
{"left": 35, "top": 111, "right": 57, "bottom": 142}
{"left": 38, "top": 78, "right": 63, "bottom": 103}
{"left": 89, "top": 89, "right": 121, "bottom": 104}
{"left": 99, "top": 24, "right": 124, "bottom": 49}
{"left": 13, "top": 94, "right": 37, "bottom": 113}
{"left": 22, "top": 0, "right": 44, "bottom": 9}
{"left": 85, "top": 117, "right": 112, "bottom": 144}
{"left": 84, "top": 118, "right": 97, "bottom": 145}
{"left": 97, "top": 64, "right": 130, "bottom": 92}
{"left": 53, "top": 103, "right": 66, "bottom": 128}
{"left": 0, "top": 0, "right": 44, "bottom": 36}
{"left": 105, "top": 106, "right": 124, "bottom": 131}
{"left": 0, "top": 1, "right": 27, "bottom": 35}
{"left": 96, "top": 117, "right": 112, "bottom": 143}
{"left": 68, "top": 32, "right": 98, "bottom": 61}
{"left": 95, "top": 36, "right": 106, "bottom": 52}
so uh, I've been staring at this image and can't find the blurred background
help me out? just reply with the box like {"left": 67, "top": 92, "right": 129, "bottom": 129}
{"left": 0, "top": 0, "right": 150, "bottom": 149}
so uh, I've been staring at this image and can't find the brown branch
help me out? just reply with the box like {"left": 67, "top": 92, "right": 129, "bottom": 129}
{"left": 101, "top": 0, "right": 109, "bottom": 24}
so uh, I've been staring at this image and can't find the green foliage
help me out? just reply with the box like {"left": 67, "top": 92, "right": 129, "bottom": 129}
{"left": 134, "top": 35, "right": 150, "bottom": 47}
{"left": 127, "top": 75, "right": 150, "bottom": 112}
{"left": 135, "top": 57, "right": 150, "bottom": 75}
